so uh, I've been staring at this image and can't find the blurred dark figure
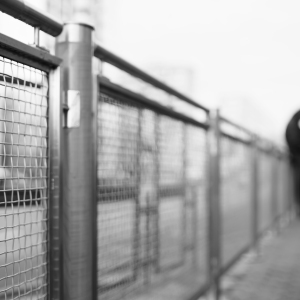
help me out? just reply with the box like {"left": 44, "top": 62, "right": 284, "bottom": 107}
{"left": 286, "top": 110, "right": 300, "bottom": 215}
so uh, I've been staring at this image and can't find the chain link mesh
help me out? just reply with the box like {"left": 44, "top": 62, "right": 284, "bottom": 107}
{"left": 97, "top": 92, "right": 207, "bottom": 300}
{"left": 0, "top": 56, "right": 48, "bottom": 299}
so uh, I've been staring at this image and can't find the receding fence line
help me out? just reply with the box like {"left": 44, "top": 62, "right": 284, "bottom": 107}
{"left": 0, "top": 3, "right": 295, "bottom": 300}
{"left": 94, "top": 43, "right": 209, "bottom": 113}
{"left": 98, "top": 76, "right": 209, "bottom": 130}
{"left": 94, "top": 43, "right": 293, "bottom": 300}
{"left": 220, "top": 116, "right": 253, "bottom": 135}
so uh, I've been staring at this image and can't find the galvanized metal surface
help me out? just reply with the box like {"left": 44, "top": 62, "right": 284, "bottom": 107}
{"left": 207, "top": 110, "right": 221, "bottom": 300}
{"left": 0, "top": 5, "right": 294, "bottom": 299}
{"left": 0, "top": 33, "right": 61, "bottom": 72}
{"left": 94, "top": 44, "right": 209, "bottom": 113}
{"left": 99, "top": 76, "right": 208, "bottom": 130}
{"left": 48, "top": 67, "right": 62, "bottom": 300}
{"left": 94, "top": 55, "right": 292, "bottom": 300}
{"left": 250, "top": 137, "right": 259, "bottom": 246}
{"left": 0, "top": 54, "right": 49, "bottom": 299}
{"left": 219, "top": 116, "right": 253, "bottom": 136}
{"left": 258, "top": 151, "right": 273, "bottom": 233}
{"left": 220, "top": 135, "right": 252, "bottom": 267}
{"left": 97, "top": 91, "right": 208, "bottom": 300}
{"left": 56, "top": 24, "right": 97, "bottom": 300}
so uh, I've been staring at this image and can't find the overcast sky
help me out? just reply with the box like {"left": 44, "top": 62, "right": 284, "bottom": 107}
{"left": 1, "top": 0, "right": 300, "bottom": 143}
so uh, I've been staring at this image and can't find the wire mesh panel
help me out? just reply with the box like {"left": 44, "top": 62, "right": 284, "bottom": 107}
{"left": 97, "top": 91, "right": 208, "bottom": 300}
{"left": 159, "top": 117, "right": 184, "bottom": 271}
{"left": 97, "top": 94, "right": 139, "bottom": 296}
{"left": 258, "top": 151, "right": 273, "bottom": 233}
{"left": 220, "top": 136, "right": 252, "bottom": 266}
{"left": 277, "top": 157, "right": 289, "bottom": 217}
{"left": 0, "top": 56, "right": 49, "bottom": 299}
{"left": 185, "top": 125, "right": 207, "bottom": 279}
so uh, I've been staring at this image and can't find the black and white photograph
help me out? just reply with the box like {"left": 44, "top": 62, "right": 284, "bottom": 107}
{"left": 0, "top": 1, "right": 300, "bottom": 299}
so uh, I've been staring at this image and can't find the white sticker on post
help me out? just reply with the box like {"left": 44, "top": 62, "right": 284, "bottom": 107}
{"left": 67, "top": 90, "right": 80, "bottom": 128}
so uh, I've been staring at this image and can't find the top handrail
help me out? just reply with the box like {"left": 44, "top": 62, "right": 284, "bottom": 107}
{"left": 93, "top": 44, "right": 284, "bottom": 152}
{"left": 94, "top": 43, "right": 210, "bottom": 113}
{"left": 0, "top": 0, "right": 63, "bottom": 37}
{"left": 220, "top": 116, "right": 254, "bottom": 136}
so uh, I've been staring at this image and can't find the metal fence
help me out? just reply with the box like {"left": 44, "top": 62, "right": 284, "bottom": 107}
{"left": 0, "top": 1, "right": 62, "bottom": 299}
{"left": 220, "top": 134, "right": 252, "bottom": 267}
{"left": 0, "top": 55, "right": 49, "bottom": 299}
{"left": 94, "top": 48, "right": 293, "bottom": 299}
{"left": 0, "top": 1, "right": 295, "bottom": 300}
{"left": 97, "top": 92, "right": 208, "bottom": 300}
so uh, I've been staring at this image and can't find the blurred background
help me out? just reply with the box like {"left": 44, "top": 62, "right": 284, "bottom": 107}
{"left": 1, "top": 0, "right": 299, "bottom": 145}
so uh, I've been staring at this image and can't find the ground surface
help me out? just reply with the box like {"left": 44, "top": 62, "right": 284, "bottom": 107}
{"left": 221, "top": 218, "right": 300, "bottom": 300}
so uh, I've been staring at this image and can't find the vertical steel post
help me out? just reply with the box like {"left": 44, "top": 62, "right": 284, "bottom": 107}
{"left": 207, "top": 109, "right": 221, "bottom": 300}
{"left": 192, "top": 185, "right": 198, "bottom": 268}
{"left": 288, "top": 157, "right": 295, "bottom": 220}
{"left": 133, "top": 109, "right": 141, "bottom": 280}
{"left": 250, "top": 135, "right": 259, "bottom": 248}
{"left": 271, "top": 149, "right": 279, "bottom": 231}
{"left": 182, "top": 123, "right": 187, "bottom": 264}
{"left": 154, "top": 113, "right": 160, "bottom": 273}
{"left": 56, "top": 24, "right": 97, "bottom": 300}
{"left": 145, "top": 192, "right": 150, "bottom": 285}
{"left": 282, "top": 157, "right": 288, "bottom": 218}
{"left": 49, "top": 67, "right": 62, "bottom": 300}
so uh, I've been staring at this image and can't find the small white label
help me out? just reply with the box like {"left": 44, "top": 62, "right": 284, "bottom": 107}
{"left": 67, "top": 90, "right": 80, "bottom": 128}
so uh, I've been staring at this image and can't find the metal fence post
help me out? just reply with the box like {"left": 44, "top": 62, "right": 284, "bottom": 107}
{"left": 288, "top": 157, "right": 296, "bottom": 221}
{"left": 271, "top": 149, "right": 279, "bottom": 232}
{"left": 49, "top": 66, "right": 62, "bottom": 300}
{"left": 250, "top": 136, "right": 259, "bottom": 249}
{"left": 56, "top": 24, "right": 97, "bottom": 300}
{"left": 207, "top": 109, "right": 221, "bottom": 300}
{"left": 182, "top": 123, "right": 187, "bottom": 264}
{"left": 154, "top": 114, "right": 160, "bottom": 273}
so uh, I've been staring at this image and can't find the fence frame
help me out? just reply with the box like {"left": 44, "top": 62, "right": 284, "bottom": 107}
{"left": 94, "top": 41, "right": 294, "bottom": 300}
{"left": 0, "top": 1, "right": 296, "bottom": 299}
{"left": 207, "top": 109, "right": 221, "bottom": 299}
{"left": 56, "top": 23, "right": 98, "bottom": 300}
{"left": 0, "top": 30, "right": 62, "bottom": 300}
{"left": 251, "top": 135, "right": 259, "bottom": 248}
{"left": 49, "top": 66, "right": 62, "bottom": 300}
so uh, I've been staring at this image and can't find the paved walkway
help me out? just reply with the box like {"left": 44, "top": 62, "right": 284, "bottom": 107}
{"left": 223, "top": 219, "right": 300, "bottom": 300}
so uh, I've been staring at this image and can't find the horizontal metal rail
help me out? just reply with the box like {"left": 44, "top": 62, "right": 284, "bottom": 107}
{"left": 0, "top": 0, "right": 63, "bottom": 37}
{"left": 0, "top": 33, "right": 61, "bottom": 72}
{"left": 220, "top": 116, "right": 253, "bottom": 136}
{"left": 94, "top": 45, "right": 284, "bottom": 157}
{"left": 97, "top": 183, "right": 200, "bottom": 202}
{"left": 94, "top": 43, "right": 209, "bottom": 113}
{"left": 99, "top": 76, "right": 209, "bottom": 130}
{"left": 220, "top": 131, "right": 252, "bottom": 146}
{"left": 220, "top": 116, "right": 287, "bottom": 155}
